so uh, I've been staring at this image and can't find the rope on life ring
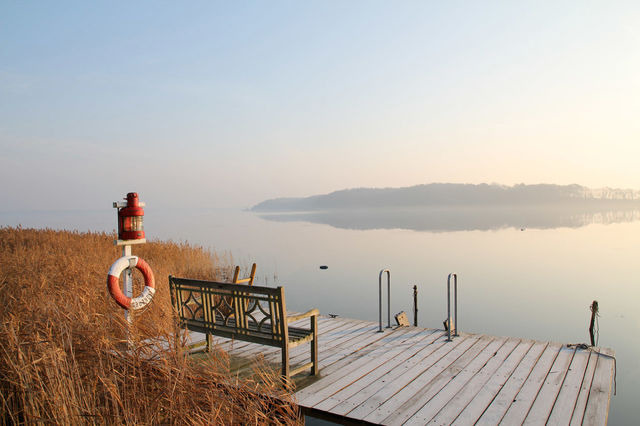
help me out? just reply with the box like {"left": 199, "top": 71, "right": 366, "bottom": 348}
{"left": 107, "top": 255, "right": 155, "bottom": 310}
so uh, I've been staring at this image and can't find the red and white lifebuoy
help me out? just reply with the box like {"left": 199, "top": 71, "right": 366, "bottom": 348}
{"left": 107, "top": 255, "right": 156, "bottom": 310}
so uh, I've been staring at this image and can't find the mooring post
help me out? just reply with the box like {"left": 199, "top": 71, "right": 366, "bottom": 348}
{"left": 413, "top": 285, "right": 418, "bottom": 326}
{"left": 589, "top": 300, "right": 599, "bottom": 347}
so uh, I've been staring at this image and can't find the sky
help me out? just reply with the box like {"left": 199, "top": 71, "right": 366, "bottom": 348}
{"left": 1, "top": 1, "right": 639, "bottom": 211}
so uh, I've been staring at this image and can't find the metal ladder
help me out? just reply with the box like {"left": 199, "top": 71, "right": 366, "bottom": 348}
{"left": 446, "top": 273, "right": 459, "bottom": 341}
{"left": 378, "top": 269, "right": 391, "bottom": 332}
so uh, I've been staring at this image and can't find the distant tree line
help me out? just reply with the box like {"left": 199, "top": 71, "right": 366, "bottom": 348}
{"left": 252, "top": 183, "right": 640, "bottom": 211}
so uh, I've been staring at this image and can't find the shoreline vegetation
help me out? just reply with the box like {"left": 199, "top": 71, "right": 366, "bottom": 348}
{"left": 0, "top": 227, "right": 300, "bottom": 425}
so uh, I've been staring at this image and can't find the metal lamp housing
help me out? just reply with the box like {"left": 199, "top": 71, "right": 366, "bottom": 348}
{"left": 118, "top": 192, "right": 145, "bottom": 240}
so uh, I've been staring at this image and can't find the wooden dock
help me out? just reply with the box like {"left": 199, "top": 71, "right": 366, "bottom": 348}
{"left": 190, "top": 315, "right": 615, "bottom": 425}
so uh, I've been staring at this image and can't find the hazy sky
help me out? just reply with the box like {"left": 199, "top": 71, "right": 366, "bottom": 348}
{"left": 1, "top": 1, "right": 639, "bottom": 210}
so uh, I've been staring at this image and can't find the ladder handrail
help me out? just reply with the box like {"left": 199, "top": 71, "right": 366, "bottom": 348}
{"left": 378, "top": 269, "right": 391, "bottom": 332}
{"left": 447, "top": 273, "right": 458, "bottom": 341}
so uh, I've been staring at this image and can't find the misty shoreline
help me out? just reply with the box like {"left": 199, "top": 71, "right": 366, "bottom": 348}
{"left": 252, "top": 183, "right": 640, "bottom": 213}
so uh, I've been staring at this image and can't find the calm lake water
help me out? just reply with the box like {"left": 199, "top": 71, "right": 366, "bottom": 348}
{"left": 2, "top": 206, "right": 638, "bottom": 424}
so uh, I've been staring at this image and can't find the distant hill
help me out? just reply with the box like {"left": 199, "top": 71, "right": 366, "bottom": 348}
{"left": 252, "top": 183, "right": 640, "bottom": 211}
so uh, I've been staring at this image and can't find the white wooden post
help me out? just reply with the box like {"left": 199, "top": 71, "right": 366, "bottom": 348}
{"left": 123, "top": 244, "right": 132, "bottom": 324}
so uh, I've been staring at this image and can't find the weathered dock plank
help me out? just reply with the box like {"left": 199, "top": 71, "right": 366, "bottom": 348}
{"left": 474, "top": 341, "right": 550, "bottom": 425}
{"left": 193, "top": 315, "right": 615, "bottom": 425}
{"left": 310, "top": 330, "right": 443, "bottom": 412}
{"left": 443, "top": 339, "right": 537, "bottom": 425}
{"left": 569, "top": 350, "right": 600, "bottom": 426}
{"left": 416, "top": 337, "right": 521, "bottom": 425}
{"left": 499, "top": 342, "right": 563, "bottom": 425}
{"left": 358, "top": 335, "right": 484, "bottom": 422}
{"left": 523, "top": 345, "right": 576, "bottom": 424}
{"left": 297, "top": 328, "right": 432, "bottom": 407}
{"left": 324, "top": 330, "right": 448, "bottom": 416}
{"left": 547, "top": 348, "right": 591, "bottom": 425}
{"left": 382, "top": 336, "right": 498, "bottom": 425}
{"left": 582, "top": 347, "right": 616, "bottom": 426}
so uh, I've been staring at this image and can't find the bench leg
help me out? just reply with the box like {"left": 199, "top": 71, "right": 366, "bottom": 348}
{"left": 281, "top": 344, "right": 290, "bottom": 378}
{"left": 311, "top": 315, "right": 318, "bottom": 375}
{"left": 206, "top": 333, "right": 211, "bottom": 352}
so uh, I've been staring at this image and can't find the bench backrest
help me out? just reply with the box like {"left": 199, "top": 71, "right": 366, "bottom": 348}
{"left": 169, "top": 276, "right": 288, "bottom": 347}
{"left": 232, "top": 263, "right": 256, "bottom": 285}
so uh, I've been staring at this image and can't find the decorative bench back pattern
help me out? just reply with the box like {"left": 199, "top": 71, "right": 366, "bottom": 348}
{"left": 169, "top": 276, "right": 287, "bottom": 346}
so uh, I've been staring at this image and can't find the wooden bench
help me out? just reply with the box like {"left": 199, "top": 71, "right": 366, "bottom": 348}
{"left": 169, "top": 275, "right": 319, "bottom": 378}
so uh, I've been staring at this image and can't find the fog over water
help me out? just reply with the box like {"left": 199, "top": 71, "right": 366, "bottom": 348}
{"left": 2, "top": 206, "right": 637, "bottom": 424}
{"left": 258, "top": 206, "right": 640, "bottom": 232}
{"left": 4, "top": 2, "right": 640, "bottom": 423}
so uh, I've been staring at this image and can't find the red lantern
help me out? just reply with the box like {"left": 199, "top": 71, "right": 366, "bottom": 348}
{"left": 117, "top": 192, "right": 145, "bottom": 240}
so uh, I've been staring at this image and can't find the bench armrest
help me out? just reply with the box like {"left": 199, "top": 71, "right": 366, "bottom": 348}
{"left": 287, "top": 308, "right": 319, "bottom": 323}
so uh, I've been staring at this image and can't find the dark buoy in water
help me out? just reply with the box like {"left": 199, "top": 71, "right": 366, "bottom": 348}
{"left": 319, "top": 265, "right": 328, "bottom": 270}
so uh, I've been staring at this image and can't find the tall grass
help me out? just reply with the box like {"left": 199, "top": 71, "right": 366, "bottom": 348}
{"left": 0, "top": 227, "right": 300, "bottom": 424}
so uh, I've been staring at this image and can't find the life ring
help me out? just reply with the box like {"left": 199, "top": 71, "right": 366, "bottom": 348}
{"left": 107, "top": 255, "right": 156, "bottom": 310}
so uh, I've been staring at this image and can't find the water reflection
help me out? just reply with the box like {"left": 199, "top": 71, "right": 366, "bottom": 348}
{"left": 258, "top": 206, "right": 640, "bottom": 231}
{"left": 2, "top": 207, "right": 636, "bottom": 424}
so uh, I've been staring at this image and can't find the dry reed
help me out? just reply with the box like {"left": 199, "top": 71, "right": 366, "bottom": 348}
{"left": 0, "top": 227, "right": 300, "bottom": 425}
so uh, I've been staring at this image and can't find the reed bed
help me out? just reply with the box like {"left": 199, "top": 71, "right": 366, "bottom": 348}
{"left": 0, "top": 227, "right": 300, "bottom": 425}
